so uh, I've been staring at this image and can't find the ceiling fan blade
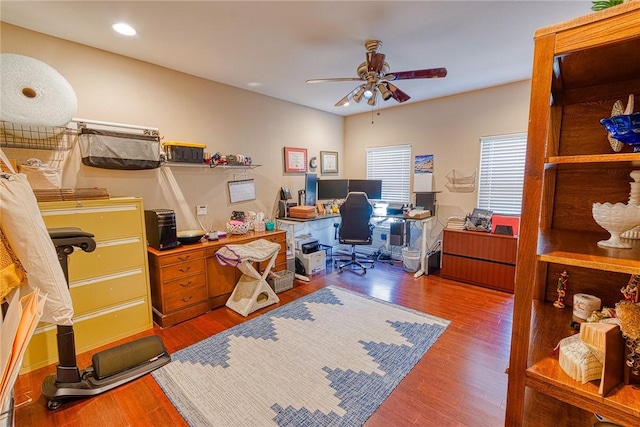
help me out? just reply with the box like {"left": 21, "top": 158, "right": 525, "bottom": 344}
{"left": 367, "top": 52, "right": 386, "bottom": 74}
{"left": 386, "top": 67, "right": 447, "bottom": 81}
{"left": 306, "top": 77, "right": 363, "bottom": 84}
{"left": 386, "top": 82, "right": 411, "bottom": 103}
{"left": 334, "top": 86, "right": 362, "bottom": 107}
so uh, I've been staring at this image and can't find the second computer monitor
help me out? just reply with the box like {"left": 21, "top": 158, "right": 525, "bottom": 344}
{"left": 317, "top": 179, "right": 349, "bottom": 200}
{"left": 348, "top": 179, "right": 382, "bottom": 200}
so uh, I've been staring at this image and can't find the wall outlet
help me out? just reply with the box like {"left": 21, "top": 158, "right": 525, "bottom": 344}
{"left": 196, "top": 205, "right": 208, "bottom": 215}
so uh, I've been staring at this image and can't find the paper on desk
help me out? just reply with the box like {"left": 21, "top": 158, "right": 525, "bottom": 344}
{"left": 0, "top": 288, "right": 46, "bottom": 413}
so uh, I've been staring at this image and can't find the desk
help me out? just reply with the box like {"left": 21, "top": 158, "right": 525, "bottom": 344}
{"left": 277, "top": 215, "right": 341, "bottom": 251}
{"left": 277, "top": 213, "right": 436, "bottom": 279}
{"left": 373, "top": 214, "right": 436, "bottom": 278}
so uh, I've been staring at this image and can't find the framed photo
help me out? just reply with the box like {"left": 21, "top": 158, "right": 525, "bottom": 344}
{"left": 284, "top": 147, "right": 307, "bottom": 173}
{"left": 320, "top": 151, "right": 338, "bottom": 173}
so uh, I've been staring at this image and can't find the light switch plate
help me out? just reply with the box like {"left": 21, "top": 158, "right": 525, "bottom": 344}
{"left": 196, "top": 205, "right": 208, "bottom": 215}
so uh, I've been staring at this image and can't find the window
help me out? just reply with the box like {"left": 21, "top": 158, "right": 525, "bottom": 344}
{"left": 366, "top": 144, "right": 411, "bottom": 203}
{"left": 477, "top": 133, "right": 527, "bottom": 215}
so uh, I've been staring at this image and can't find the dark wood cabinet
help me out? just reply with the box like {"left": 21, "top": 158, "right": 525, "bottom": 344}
{"left": 148, "top": 229, "right": 286, "bottom": 327}
{"left": 441, "top": 229, "right": 517, "bottom": 293}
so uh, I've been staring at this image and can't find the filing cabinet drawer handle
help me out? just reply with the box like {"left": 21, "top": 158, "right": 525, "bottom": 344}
{"left": 179, "top": 266, "right": 192, "bottom": 273}
{"left": 179, "top": 280, "right": 192, "bottom": 288}
{"left": 178, "top": 255, "right": 191, "bottom": 262}
{"left": 181, "top": 295, "right": 193, "bottom": 303}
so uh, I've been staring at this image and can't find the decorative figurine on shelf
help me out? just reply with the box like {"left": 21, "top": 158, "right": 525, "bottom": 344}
{"left": 554, "top": 270, "right": 569, "bottom": 309}
{"left": 622, "top": 274, "right": 639, "bottom": 303}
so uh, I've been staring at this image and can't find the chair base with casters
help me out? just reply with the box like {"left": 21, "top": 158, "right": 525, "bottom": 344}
{"left": 335, "top": 242, "right": 375, "bottom": 274}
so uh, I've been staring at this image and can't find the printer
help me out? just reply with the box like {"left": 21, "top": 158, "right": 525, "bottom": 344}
{"left": 295, "top": 237, "right": 319, "bottom": 254}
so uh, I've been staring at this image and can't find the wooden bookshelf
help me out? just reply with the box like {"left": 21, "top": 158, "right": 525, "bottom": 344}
{"left": 505, "top": 3, "right": 640, "bottom": 425}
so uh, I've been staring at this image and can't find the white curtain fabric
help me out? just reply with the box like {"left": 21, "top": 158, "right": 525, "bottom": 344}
{"left": 0, "top": 148, "right": 73, "bottom": 325}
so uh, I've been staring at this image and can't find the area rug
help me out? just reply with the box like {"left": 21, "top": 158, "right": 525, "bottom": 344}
{"left": 152, "top": 286, "right": 450, "bottom": 426}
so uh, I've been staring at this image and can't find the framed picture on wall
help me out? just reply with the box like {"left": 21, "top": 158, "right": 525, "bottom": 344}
{"left": 320, "top": 151, "right": 338, "bottom": 173}
{"left": 284, "top": 147, "right": 307, "bottom": 173}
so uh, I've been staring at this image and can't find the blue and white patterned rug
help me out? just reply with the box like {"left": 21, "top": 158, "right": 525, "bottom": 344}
{"left": 152, "top": 286, "right": 449, "bottom": 426}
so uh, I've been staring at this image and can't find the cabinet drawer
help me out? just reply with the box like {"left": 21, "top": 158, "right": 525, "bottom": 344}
{"left": 22, "top": 297, "right": 152, "bottom": 373}
{"left": 70, "top": 268, "right": 148, "bottom": 314}
{"left": 443, "top": 229, "right": 517, "bottom": 265}
{"left": 157, "top": 249, "right": 204, "bottom": 267}
{"left": 161, "top": 258, "right": 205, "bottom": 282}
{"left": 164, "top": 283, "right": 208, "bottom": 312}
{"left": 40, "top": 202, "right": 143, "bottom": 241}
{"left": 441, "top": 254, "right": 515, "bottom": 293}
{"left": 163, "top": 272, "right": 206, "bottom": 295}
{"left": 68, "top": 237, "right": 146, "bottom": 282}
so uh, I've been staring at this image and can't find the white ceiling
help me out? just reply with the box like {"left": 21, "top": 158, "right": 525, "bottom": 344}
{"left": 1, "top": 1, "right": 594, "bottom": 117}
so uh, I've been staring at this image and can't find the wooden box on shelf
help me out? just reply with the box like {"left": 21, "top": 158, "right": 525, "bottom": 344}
{"left": 505, "top": 4, "right": 640, "bottom": 426}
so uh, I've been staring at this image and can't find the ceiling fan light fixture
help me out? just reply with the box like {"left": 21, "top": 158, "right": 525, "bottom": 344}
{"left": 367, "top": 93, "right": 377, "bottom": 106}
{"left": 362, "top": 82, "right": 375, "bottom": 100}
{"left": 378, "top": 83, "right": 392, "bottom": 101}
{"left": 353, "top": 86, "right": 366, "bottom": 103}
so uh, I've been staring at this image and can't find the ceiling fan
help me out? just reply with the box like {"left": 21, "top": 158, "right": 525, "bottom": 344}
{"left": 307, "top": 39, "right": 447, "bottom": 108}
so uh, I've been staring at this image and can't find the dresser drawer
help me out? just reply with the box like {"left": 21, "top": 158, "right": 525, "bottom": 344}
{"left": 39, "top": 201, "right": 143, "bottom": 241}
{"left": 164, "top": 283, "right": 208, "bottom": 312}
{"left": 157, "top": 249, "right": 204, "bottom": 267}
{"left": 70, "top": 268, "right": 148, "bottom": 314}
{"left": 67, "top": 237, "right": 146, "bottom": 282}
{"left": 163, "top": 272, "right": 206, "bottom": 294}
{"left": 161, "top": 258, "right": 205, "bottom": 282}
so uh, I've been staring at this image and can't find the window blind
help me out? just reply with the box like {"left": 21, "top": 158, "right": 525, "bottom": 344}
{"left": 366, "top": 144, "right": 411, "bottom": 203}
{"left": 477, "top": 133, "right": 527, "bottom": 215}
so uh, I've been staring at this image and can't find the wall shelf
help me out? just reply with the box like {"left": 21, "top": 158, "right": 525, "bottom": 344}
{"left": 164, "top": 163, "right": 261, "bottom": 169}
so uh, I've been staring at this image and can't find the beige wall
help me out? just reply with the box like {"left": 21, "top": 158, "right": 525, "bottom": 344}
{"left": 1, "top": 23, "right": 343, "bottom": 231}
{"left": 2, "top": 22, "right": 531, "bottom": 239}
{"left": 343, "top": 81, "right": 531, "bottom": 223}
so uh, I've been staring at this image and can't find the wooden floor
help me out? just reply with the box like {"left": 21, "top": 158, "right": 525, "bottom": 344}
{"left": 13, "top": 261, "right": 514, "bottom": 426}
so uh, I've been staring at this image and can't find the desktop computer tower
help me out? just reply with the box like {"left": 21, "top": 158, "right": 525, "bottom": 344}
{"left": 390, "top": 221, "right": 405, "bottom": 246}
{"left": 145, "top": 209, "right": 178, "bottom": 251}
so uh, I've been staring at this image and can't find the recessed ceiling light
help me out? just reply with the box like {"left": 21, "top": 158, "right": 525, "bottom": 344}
{"left": 247, "top": 82, "right": 263, "bottom": 87}
{"left": 112, "top": 23, "right": 137, "bottom": 36}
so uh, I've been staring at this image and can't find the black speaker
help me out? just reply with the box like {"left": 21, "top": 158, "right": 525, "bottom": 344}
{"left": 415, "top": 192, "right": 436, "bottom": 215}
{"left": 278, "top": 200, "right": 287, "bottom": 218}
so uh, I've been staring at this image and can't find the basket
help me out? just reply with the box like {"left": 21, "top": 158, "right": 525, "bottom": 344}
{"left": 267, "top": 270, "right": 294, "bottom": 293}
{"left": 226, "top": 221, "right": 249, "bottom": 235}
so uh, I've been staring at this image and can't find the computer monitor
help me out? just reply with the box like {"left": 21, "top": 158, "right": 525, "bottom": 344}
{"left": 317, "top": 179, "right": 349, "bottom": 200}
{"left": 304, "top": 173, "right": 317, "bottom": 206}
{"left": 348, "top": 179, "right": 382, "bottom": 200}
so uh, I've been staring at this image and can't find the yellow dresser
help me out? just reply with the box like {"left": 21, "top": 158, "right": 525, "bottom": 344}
{"left": 20, "top": 197, "right": 153, "bottom": 373}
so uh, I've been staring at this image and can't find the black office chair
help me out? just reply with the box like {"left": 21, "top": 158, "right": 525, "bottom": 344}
{"left": 335, "top": 192, "right": 375, "bottom": 274}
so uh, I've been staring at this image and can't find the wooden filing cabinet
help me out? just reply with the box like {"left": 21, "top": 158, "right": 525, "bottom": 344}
{"left": 148, "top": 229, "right": 286, "bottom": 327}
{"left": 441, "top": 228, "right": 517, "bottom": 293}
{"left": 21, "top": 197, "right": 153, "bottom": 373}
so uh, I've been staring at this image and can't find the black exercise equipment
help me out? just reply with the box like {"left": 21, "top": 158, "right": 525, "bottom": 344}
{"left": 42, "top": 227, "right": 171, "bottom": 410}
